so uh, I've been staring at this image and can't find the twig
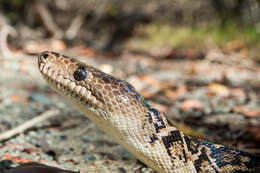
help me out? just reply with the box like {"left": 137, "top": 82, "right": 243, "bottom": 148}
{"left": 0, "top": 109, "right": 60, "bottom": 141}
{"left": 65, "top": 13, "right": 86, "bottom": 40}
{"left": 35, "top": 1, "right": 63, "bottom": 38}
{"left": 0, "top": 25, "right": 19, "bottom": 59}
{"left": 0, "top": 12, "right": 25, "bottom": 59}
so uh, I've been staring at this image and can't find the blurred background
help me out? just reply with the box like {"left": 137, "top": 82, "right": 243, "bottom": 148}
{"left": 1, "top": 0, "right": 260, "bottom": 57}
{"left": 0, "top": 0, "right": 260, "bottom": 172}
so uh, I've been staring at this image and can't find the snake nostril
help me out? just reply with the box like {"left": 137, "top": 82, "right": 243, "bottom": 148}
{"left": 42, "top": 53, "right": 49, "bottom": 59}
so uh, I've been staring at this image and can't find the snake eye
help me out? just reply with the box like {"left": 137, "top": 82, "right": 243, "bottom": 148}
{"left": 73, "top": 66, "right": 87, "bottom": 81}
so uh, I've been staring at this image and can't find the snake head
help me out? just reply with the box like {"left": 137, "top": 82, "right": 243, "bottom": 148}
{"left": 38, "top": 51, "right": 148, "bottom": 121}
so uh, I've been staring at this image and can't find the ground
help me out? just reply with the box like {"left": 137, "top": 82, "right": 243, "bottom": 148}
{"left": 0, "top": 48, "right": 259, "bottom": 173}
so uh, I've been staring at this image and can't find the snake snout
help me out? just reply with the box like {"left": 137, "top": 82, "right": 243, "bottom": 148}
{"left": 38, "top": 51, "right": 52, "bottom": 69}
{"left": 38, "top": 51, "right": 61, "bottom": 64}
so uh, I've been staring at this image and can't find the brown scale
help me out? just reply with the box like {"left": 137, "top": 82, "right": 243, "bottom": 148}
{"left": 68, "top": 64, "right": 76, "bottom": 74}
{"left": 39, "top": 51, "right": 260, "bottom": 173}
{"left": 64, "top": 59, "right": 69, "bottom": 64}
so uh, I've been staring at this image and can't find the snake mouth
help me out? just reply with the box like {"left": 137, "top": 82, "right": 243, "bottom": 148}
{"left": 38, "top": 61, "right": 103, "bottom": 112}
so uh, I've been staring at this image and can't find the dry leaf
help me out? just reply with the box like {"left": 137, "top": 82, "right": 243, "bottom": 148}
{"left": 140, "top": 89, "right": 155, "bottom": 98}
{"left": 233, "top": 106, "right": 260, "bottom": 117}
{"left": 164, "top": 86, "right": 187, "bottom": 100}
{"left": 176, "top": 86, "right": 187, "bottom": 96}
{"left": 6, "top": 144, "right": 24, "bottom": 150}
{"left": 50, "top": 39, "right": 66, "bottom": 51}
{"left": 24, "top": 40, "right": 66, "bottom": 54}
{"left": 75, "top": 46, "right": 95, "bottom": 56}
{"left": 231, "top": 88, "right": 245, "bottom": 98}
{"left": 207, "top": 83, "right": 230, "bottom": 97}
{"left": 164, "top": 89, "right": 177, "bottom": 100}
{"left": 153, "top": 104, "right": 168, "bottom": 113}
{"left": 139, "top": 75, "right": 161, "bottom": 88}
{"left": 24, "top": 40, "right": 43, "bottom": 54}
{"left": 23, "top": 147, "right": 40, "bottom": 154}
{"left": 139, "top": 75, "right": 176, "bottom": 92}
{"left": 180, "top": 99, "right": 203, "bottom": 111}
{"left": 9, "top": 94, "right": 27, "bottom": 103}
{"left": 4, "top": 153, "right": 33, "bottom": 163}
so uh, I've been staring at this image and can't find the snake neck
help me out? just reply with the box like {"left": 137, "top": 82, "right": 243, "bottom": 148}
{"left": 110, "top": 105, "right": 260, "bottom": 173}
{"left": 46, "top": 70, "right": 260, "bottom": 173}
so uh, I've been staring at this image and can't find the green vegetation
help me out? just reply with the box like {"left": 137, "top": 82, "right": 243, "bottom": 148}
{"left": 131, "top": 23, "right": 260, "bottom": 50}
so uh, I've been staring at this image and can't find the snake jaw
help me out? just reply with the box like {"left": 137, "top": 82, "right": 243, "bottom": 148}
{"left": 38, "top": 51, "right": 105, "bottom": 116}
{"left": 38, "top": 51, "right": 145, "bottom": 118}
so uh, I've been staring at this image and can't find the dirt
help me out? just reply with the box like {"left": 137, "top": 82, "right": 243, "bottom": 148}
{"left": 0, "top": 50, "right": 259, "bottom": 173}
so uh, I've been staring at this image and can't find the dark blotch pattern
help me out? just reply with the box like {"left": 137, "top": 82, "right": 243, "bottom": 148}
{"left": 162, "top": 131, "right": 183, "bottom": 158}
{"left": 149, "top": 107, "right": 166, "bottom": 133}
{"left": 40, "top": 51, "right": 260, "bottom": 173}
{"left": 149, "top": 134, "right": 159, "bottom": 144}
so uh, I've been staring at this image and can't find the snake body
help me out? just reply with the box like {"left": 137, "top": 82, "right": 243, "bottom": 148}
{"left": 38, "top": 51, "right": 260, "bottom": 173}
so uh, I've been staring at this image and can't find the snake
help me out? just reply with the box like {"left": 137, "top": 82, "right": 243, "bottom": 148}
{"left": 38, "top": 51, "right": 260, "bottom": 173}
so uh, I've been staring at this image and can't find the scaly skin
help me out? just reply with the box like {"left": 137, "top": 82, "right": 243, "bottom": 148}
{"left": 38, "top": 51, "right": 260, "bottom": 173}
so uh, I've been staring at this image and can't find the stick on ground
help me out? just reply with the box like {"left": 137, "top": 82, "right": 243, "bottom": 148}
{"left": 0, "top": 109, "right": 60, "bottom": 141}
